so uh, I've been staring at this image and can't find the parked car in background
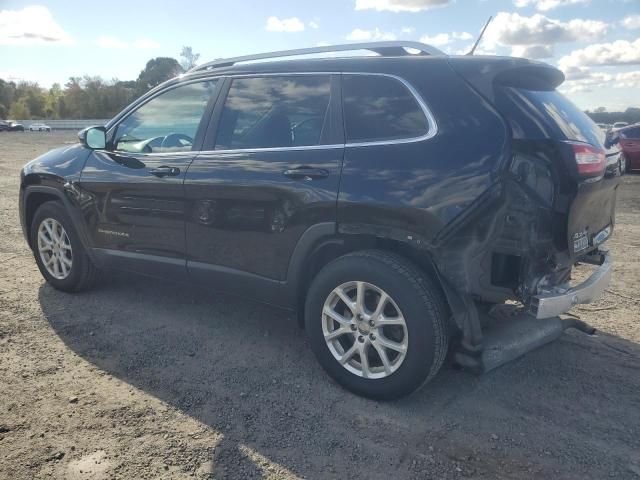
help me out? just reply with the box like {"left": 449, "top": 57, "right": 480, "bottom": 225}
{"left": 18, "top": 41, "right": 618, "bottom": 399}
{"left": 29, "top": 123, "right": 52, "bottom": 132}
{"left": 596, "top": 123, "right": 611, "bottom": 131}
{"left": 0, "top": 120, "right": 25, "bottom": 131}
{"left": 618, "top": 123, "right": 640, "bottom": 172}
{"left": 612, "top": 121, "right": 629, "bottom": 130}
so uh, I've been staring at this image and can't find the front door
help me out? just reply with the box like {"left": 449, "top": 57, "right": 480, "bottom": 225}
{"left": 184, "top": 74, "right": 343, "bottom": 298}
{"left": 79, "top": 79, "right": 220, "bottom": 275}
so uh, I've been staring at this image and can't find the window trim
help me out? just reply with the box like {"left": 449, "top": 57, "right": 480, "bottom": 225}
{"left": 202, "top": 72, "right": 437, "bottom": 154}
{"left": 105, "top": 71, "right": 438, "bottom": 156}
{"left": 341, "top": 73, "right": 438, "bottom": 148}
{"left": 106, "top": 78, "right": 222, "bottom": 156}
{"left": 207, "top": 73, "right": 338, "bottom": 153}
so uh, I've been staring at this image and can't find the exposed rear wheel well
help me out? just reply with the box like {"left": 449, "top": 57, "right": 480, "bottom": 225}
{"left": 295, "top": 235, "right": 448, "bottom": 327}
{"left": 24, "top": 192, "right": 61, "bottom": 248}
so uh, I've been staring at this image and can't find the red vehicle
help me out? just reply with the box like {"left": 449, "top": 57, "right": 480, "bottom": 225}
{"left": 619, "top": 124, "right": 640, "bottom": 172}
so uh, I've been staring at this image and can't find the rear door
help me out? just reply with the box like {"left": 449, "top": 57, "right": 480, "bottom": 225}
{"left": 79, "top": 79, "right": 220, "bottom": 275}
{"left": 183, "top": 74, "right": 343, "bottom": 300}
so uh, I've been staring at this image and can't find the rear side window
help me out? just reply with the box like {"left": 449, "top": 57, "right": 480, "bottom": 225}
{"left": 342, "top": 75, "right": 429, "bottom": 144}
{"left": 502, "top": 88, "right": 605, "bottom": 147}
{"left": 215, "top": 75, "right": 331, "bottom": 150}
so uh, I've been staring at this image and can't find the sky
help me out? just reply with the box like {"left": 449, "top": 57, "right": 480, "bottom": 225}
{"left": 0, "top": 0, "right": 638, "bottom": 111}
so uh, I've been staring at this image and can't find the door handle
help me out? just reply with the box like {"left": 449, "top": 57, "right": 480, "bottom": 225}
{"left": 149, "top": 166, "right": 180, "bottom": 177}
{"left": 283, "top": 167, "right": 329, "bottom": 180}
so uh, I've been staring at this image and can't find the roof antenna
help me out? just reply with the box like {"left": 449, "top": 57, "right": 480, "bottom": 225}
{"left": 467, "top": 16, "right": 493, "bottom": 56}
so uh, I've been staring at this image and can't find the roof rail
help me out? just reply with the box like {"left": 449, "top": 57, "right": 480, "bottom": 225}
{"left": 188, "top": 41, "right": 445, "bottom": 73}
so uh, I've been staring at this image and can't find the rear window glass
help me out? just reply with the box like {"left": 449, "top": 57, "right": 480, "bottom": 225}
{"left": 342, "top": 75, "right": 429, "bottom": 143}
{"left": 502, "top": 88, "right": 604, "bottom": 148}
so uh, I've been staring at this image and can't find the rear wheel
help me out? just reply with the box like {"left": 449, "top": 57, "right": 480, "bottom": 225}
{"left": 30, "top": 201, "right": 99, "bottom": 292}
{"left": 305, "top": 250, "right": 449, "bottom": 400}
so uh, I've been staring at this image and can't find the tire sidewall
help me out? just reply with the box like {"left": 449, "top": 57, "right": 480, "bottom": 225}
{"left": 305, "top": 254, "right": 441, "bottom": 399}
{"left": 30, "top": 202, "right": 88, "bottom": 292}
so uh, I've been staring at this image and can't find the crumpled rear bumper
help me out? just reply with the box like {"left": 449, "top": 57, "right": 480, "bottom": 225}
{"left": 529, "top": 251, "right": 613, "bottom": 319}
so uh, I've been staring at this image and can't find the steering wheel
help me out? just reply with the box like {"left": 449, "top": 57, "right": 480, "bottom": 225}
{"left": 160, "top": 133, "right": 193, "bottom": 148}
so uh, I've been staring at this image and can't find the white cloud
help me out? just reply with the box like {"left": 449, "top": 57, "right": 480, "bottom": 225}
{"left": 265, "top": 16, "right": 305, "bottom": 32}
{"left": 558, "top": 38, "right": 640, "bottom": 69}
{"left": 484, "top": 11, "right": 607, "bottom": 56}
{"left": 513, "top": 0, "right": 588, "bottom": 11}
{"left": 455, "top": 31, "right": 473, "bottom": 41}
{"left": 511, "top": 44, "right": 554, "bottom": 58}
{"left": 346, "top": 28, "right": 397, "bottom": 41}
{"left": 559, "top": 70, "right": 613, "bottom": 94}
{"left": 621, "top": 15, "right": 640, "bottom": 30}
{"left": 401, "top": 27, "right": 416, "bottom": 35}
{"left": 0, "top": 6, "right": 73, "bottom": 46}
{"left": 420, "top": 33, "right": 451, "bottom": 46}
{"left": 309, "top": 21, "right": 319, "bottom": 29}
{"left": 134, "top": 38, "right": 160, "bottom": 49}
{"left": 614, "top": 71, "right": 640, "bottom": 88}
{"left": 420, "top": 31, "right": 473, "bottom": 46}
{"left": 355, "top": 0, "right": 452, "bottom": 13}
{"left": 97, "top": 36, "right": 128, "bottom": 49}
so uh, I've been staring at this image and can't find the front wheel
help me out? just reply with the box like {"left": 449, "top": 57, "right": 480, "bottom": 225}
{"left": 305, "top": 250, "right": 449, "bottom": 400}
{"left": 30, "top": 201, "right": 99, "bottom": 292}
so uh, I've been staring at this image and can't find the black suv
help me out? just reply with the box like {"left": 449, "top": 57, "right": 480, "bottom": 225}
{"left": 19, "top": 42, "right": 618, "bottom": 399}
{"left": 1, "top": 120, "right": 25, "bottom": 132}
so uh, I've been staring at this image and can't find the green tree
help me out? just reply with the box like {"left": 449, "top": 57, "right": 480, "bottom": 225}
{"left": 136, "top": 57, "right": 183, "bottom": 95}
{"left": 180, "top": 46, "right": 200, "bottom": 71}
{"left": 8, "top": 98, "right": 30, "bottom": 119}
{"left": 0, "top": 79, "right": 17, "bottom": 119}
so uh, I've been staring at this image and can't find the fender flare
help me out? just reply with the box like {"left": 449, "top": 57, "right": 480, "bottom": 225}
{"left": 281, "top": 222, "right": 339, "bottom": 306}
{"left": 22, "top": 184, "right": 97, "bottom": 264}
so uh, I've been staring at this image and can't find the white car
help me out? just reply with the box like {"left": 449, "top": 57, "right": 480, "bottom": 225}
{"left": 29, "top": 123, "right": 51, "bottom": 132}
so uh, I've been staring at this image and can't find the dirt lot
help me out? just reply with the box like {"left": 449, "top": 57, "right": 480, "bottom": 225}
{"left": 1, "top": 131, "right": 639, "bottom": 479}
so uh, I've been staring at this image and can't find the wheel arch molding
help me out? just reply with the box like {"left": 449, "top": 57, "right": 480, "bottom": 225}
{"left": 284, "top": 222, "right": 452, "bottom": 327}
{"left": 21, "top": 184, "right": 96, "bottom": 263}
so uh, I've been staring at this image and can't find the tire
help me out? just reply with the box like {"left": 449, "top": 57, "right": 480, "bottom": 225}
{"left": 305, "top": 250, "right": 449, "bottom": 400}
{"left": 30, "top": 201, "right": 99, "bottom": 292}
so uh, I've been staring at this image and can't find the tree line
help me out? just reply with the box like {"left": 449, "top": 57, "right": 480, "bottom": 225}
{"left": 1, "top": 46, "right": 638, "bottom": 124}
{"left": 585, "top": 107, "right": 640, "bottom": 126}
{"left": 0, "top": 47, "right": 200, "bottom": 120}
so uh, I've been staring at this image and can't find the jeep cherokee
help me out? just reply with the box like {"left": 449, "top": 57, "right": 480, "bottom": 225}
{"left": 19, "top": 42, "right": 618, "bottom": 399}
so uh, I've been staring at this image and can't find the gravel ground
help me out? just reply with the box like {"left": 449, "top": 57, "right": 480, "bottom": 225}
{"left": 1, "top": 131, "right": 639, "bottom": 480}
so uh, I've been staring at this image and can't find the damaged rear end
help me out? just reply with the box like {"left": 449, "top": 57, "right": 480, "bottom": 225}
{"left": 443, "top": 56, "right": 618, "bottom": 319}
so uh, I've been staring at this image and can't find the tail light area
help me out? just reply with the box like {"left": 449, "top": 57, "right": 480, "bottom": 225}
{"left": 569, "top": 142, "right": 606, "bottom": 177}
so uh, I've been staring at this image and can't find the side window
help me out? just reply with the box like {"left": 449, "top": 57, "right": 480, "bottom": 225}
{"left": 215, "top": 75, "right": 331, "bottom": 150}
{"left": 114, "top": 80, "right": 218, "bottom": 153}
{"left": 342, "top": 75, "right": 429, "bottom": 144}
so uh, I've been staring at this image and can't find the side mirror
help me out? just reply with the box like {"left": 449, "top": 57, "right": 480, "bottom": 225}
{"left": 78, "top": 126, "right": 107, "bottom": 149}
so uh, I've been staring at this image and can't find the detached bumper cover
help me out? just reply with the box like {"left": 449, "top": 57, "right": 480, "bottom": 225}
{"left": 529, "top": 252, "right": 613, "bottom": 319}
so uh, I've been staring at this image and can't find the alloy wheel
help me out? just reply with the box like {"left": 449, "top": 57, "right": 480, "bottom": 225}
{"left": 37, "top": 218, "right": 73, "bottom": 280}
{"left": 322, "top": 281, "right": 408, "bottom": 379}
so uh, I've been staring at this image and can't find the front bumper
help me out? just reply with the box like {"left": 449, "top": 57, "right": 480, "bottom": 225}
{"left": 529, "top": 251, "right": 613, "bottom": 319}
